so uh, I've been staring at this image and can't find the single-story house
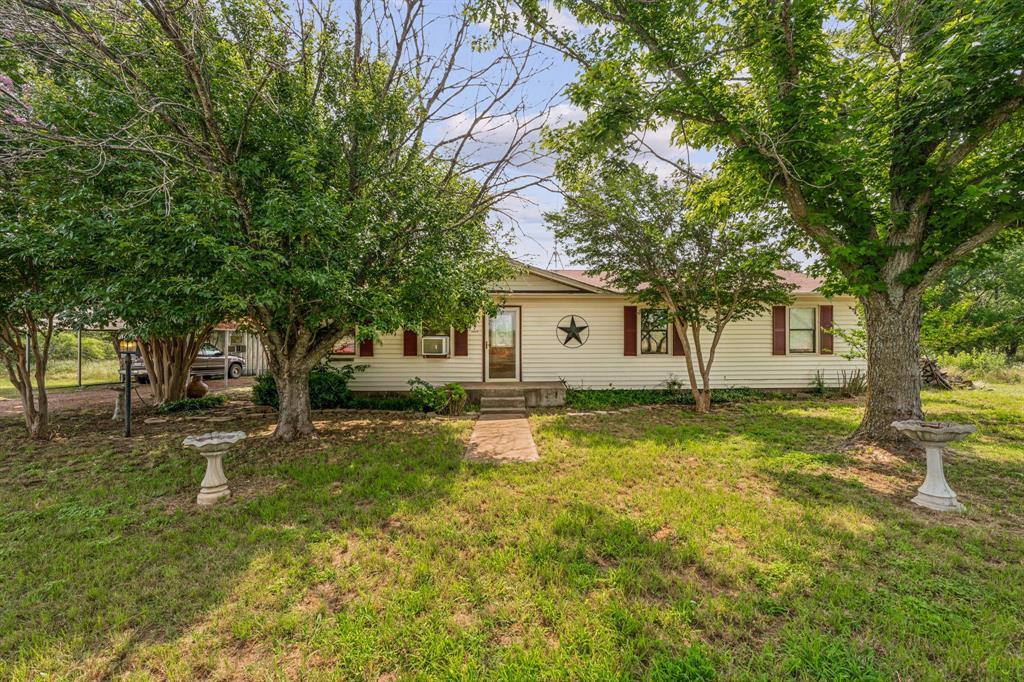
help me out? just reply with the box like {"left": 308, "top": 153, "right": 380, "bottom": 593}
{"left": 325, "top": 265, "right": 866, "bottom": 406}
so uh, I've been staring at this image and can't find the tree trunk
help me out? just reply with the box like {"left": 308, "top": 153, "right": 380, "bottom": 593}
{"left": 694, "top": 389, "right": 711, "bottom": 413}
{"left": 259, "top": 327, "right": 326, "bottom": 441}
{"left": 852, "top": 292, "right": 924, "bottom": 443}
{"left": 138, "top": 331, "right": 209, "bottom": 404}
{"left": 0, "top": 314, "right": 53, "bottom": 439}
{"left": 273, "top": 367, "right": 315, "bottom": 441}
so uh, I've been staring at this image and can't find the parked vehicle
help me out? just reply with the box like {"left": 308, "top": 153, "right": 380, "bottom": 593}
{"left": 121, "top": 343, "right": 245, "bottom": 382}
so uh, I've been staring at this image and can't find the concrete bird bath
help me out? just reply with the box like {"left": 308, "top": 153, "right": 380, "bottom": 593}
{"left": 183, "top": 431, "right": 247, "bottom": 506}
{"left": 891, "top": 420, "right": 976, "bottom": 512}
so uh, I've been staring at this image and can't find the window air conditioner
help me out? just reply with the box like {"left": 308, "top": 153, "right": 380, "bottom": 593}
{"left": 421, "top": 335, "right": 449, "bottom": 357}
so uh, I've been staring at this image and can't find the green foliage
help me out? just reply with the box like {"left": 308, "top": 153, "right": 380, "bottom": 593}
{"left": 485, "top": 0, "right": 1024, "bottom": 295}
{"left": 546, "top": 161, "right": 796, "bottom": 407}
{"left": 811, "top": 371, "right": 828, "bottom": 396}
{"left": 49, "top": 332, "right": 116, "bottom": 362}
{"left": 408, "top": 378, "right": 469, "bottom": 415}
{"left": 937, "top": 351, "right": 1014, "bottom": 374}
{"left": 347, "top": 394, "right": 423, "bottom": 412}
{"left": 564, "top": 387, "right": 785, "bottom": 410}
{"left": 252, "top": 363, "right": 367, "bottom": 410}
{"left": 923, "top": 238, "right": 1024, "bottom": 357}
{"left": 158, "top": 394, "right": 228, "bottom": 414}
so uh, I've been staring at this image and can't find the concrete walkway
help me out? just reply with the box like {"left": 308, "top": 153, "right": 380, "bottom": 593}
{"left": 464, "top": 414, "right": 539, "bottom": 463}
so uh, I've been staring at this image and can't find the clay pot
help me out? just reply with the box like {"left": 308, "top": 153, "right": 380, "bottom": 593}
{"left": 186, "top": 375, "right": 210, "bottom": 398}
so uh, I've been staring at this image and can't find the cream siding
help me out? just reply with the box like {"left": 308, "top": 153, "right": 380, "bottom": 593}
{"left": 343, "top": 325, "right": 484, "bottom": 391}
{"left": 490, "top": 271, "right": 590, "bottom": 293}
{"left": 347, "top": 292, "right": 866, "bottom": 391}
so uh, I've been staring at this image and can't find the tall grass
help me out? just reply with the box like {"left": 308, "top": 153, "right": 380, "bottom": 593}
{"left": 937, "top": 350, "right": 1024, "bottom": 383}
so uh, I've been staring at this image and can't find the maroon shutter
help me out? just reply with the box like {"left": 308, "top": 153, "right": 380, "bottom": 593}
{"left": 772, "top": 306, "right": 787, "bottom": 356}
{"left": 624, "top": 306, "right": 638, "bottom": 356}
{"left": 403, "top": 330, "right": 418, "bottom": 356}
{"left": 358, "top": 338, "right": 374, "bottom": 357}
{"left": 819, "top": 304, "right": 834, "bottom": 355}
{"left": 454, "top": 329, "right": 469, "bottom": 356}
{"left": 672, "top": 323, "right": 685, "bottom": 356}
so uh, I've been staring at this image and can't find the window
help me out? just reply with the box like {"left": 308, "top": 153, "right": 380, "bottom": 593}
{"left": 199, "top": 343, "right": 222, "bottom": 358}
{"left": 330, "top": 333, "right": 356, "bottom": 359}
{"left": 640, "top": 309, "right": 669, "bottom": 355}
{"left": 789, "top": 307, "right": 816, "bottom": 353}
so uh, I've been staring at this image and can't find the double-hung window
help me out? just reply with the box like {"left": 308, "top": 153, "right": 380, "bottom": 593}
{"left": 788, "top": 308, "right": 816, "bottom": 353}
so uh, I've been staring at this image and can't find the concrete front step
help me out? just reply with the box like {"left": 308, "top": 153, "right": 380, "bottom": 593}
{"left": 478, "top": 387, "right": 527, "bottom": 398}
{"left": 481, "top": 396, "right": 526, "bottom": 408}
{"left": 480, "top": 395, "right": 527, "bottom": 415}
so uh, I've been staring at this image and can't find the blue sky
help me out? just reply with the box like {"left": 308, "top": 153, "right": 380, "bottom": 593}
{"left": 322, "top": 1, "right": 718, "bottom": 267}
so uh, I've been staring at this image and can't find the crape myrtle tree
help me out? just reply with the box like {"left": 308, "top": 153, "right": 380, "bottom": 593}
{"left": 2, "top": 0, "right": 542, "bottom": 440}
{"left": 87, "top": 171, "right": 238, "bottom": 405}
{"left": 479, "top": 0, "right": 1024, "bottom": 443}
{"left": 0, "top": 160, "right": 90, "bottom": 439}
{"left": 547, "top": 160, "right": 795, "bottom": 412}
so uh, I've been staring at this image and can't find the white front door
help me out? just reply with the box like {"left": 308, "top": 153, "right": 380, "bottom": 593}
{"left": 485, "top": 308, "right": 519, "bottom": 381}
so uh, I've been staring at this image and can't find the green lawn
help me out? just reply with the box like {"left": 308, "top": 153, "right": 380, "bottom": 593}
{"left": 0, "top": 359, "right": 120, "bottom": 399}
{"left": 1, "top": 387, "right": 1022, "bottom": 680}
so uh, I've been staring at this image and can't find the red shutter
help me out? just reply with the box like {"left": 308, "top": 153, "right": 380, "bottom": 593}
{"left": 403, "top": 330, "right": 418, "bottom": 356}
{"left": 772, "top": 306, "right": 787, "bottom": 356}
{"left": 358, "top": 338, "right": 374, "bottom": 357}
{"left": 624, "top": 306, "right": 638, "bottom": 356}
{"left": 672, "top": 322, "right": 685, "bottom": 356}
{"left": 819, "top": 304, "right": 834, "bottom": 355}
{"left": 454, "top": 329, "right": 469, "bottom": 356}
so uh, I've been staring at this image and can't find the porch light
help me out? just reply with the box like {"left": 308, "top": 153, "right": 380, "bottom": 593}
{"left": 117, "top": 338, "right": 139, "bottom": 355}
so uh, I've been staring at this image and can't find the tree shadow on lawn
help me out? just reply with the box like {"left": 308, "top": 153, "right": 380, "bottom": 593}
{"left": 529, "top": 403, "right": 1024, "bottom": 677}
{"left": 0, "top": 407, "right": 469, "bottom": 677}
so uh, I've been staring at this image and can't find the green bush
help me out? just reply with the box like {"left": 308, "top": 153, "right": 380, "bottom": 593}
{"left": 158, "top": 394, "right": 228, "bottom": 413}
{"left": 348, "top": 394, "right": 422, "bottom": 411}
{"left": 937, "top": 350, "right": 1024, "bottom": 384}
{"left": 408, "top": 378, "right": 468, "bottom": 415}
{"left": 252, "top": 363, "right": 366, "bottom": 410}
{"left": 937, "top": 350, "right": 1010, "bottom": 373}
{"left": 564, "top": 387, "right": 787, "bottom": 410}
{"left": 49, "top": 332, "right": 117, "bottom": 362}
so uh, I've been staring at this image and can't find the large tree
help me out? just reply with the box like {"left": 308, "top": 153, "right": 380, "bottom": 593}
{"left": 548, "top": 161, "right": 795, "bottom": 411}
{"left": 480, "top": 0, "right": 1024, "bottom": 442}
{"left": 2, "top": 0, "right": 536, "bottom": 439}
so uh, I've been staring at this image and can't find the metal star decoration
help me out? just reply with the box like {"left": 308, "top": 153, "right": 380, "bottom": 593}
{"left": 557, "top": 315, "right": 589, "bottom": 347}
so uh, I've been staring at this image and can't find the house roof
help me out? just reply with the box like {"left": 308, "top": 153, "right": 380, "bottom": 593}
{"left": 549, "top": 268, "right": 824, "bottom": 295}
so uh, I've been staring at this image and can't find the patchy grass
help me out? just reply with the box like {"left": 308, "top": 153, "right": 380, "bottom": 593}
{"left": 1, "top": 387, "right": 1022, "bottom": 679}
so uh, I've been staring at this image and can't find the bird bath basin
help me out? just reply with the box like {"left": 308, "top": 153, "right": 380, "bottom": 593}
{"left": 183, "top": 431, "right": 247, "bottom": 506}
{"left": 891, "top": 420, "right": 976, "bottom": 512}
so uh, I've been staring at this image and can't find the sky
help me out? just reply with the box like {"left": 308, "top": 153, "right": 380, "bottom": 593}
{"left": 395, "top": 1, "right": 717, "bottom": 268}
{"left": 317, "top": 1, "right": 719, "bottom": 268}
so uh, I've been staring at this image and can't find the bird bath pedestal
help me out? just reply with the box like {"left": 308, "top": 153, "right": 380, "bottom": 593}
{"left": 183, "top": 431, "right": 247, "bottom": 506}
{"left": 891, "top": 420, "right": 976, "bottom": 512}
